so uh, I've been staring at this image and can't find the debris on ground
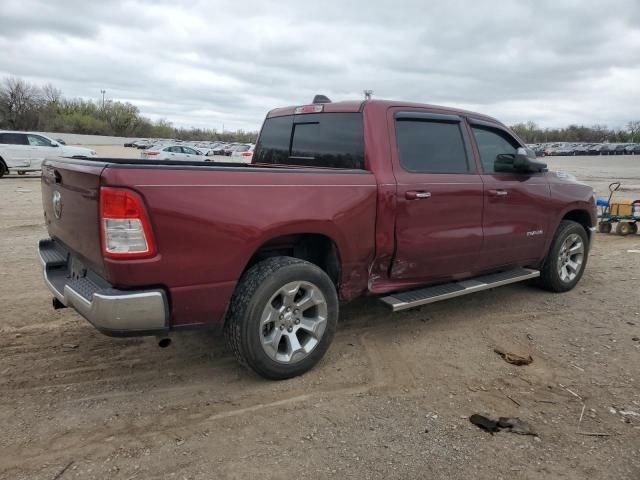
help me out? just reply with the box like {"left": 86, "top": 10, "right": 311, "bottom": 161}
{"left": 469, "top": 414, "right": 536, "bottom": 436}
{"left": 493, "top": 347, "right": 533, "bottom": 366}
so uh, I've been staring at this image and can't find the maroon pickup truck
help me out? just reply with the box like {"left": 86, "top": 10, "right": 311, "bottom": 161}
{"left": 38, "top": 98, "right": 597, "bottom": 379}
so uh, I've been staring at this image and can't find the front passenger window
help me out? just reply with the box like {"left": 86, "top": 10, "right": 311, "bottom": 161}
{"left": 472, "top": 127, "right": 519, "bottom": 174}
{"left": 27, "top": 134, "right": 52, "bottom": 147}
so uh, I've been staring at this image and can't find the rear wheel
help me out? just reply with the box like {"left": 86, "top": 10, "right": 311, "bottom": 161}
{"left": 17, "top": 171, "right": 25, "bottom": 175}
{"left": 615, "top": 222, "right": 634, "bottom": 236}
{"left": 225, "top": 257, "right": 338, "bottom": 380}
{"left": 0, "top": 160, "right": 6, "bottom": 178}
{"left": 538, "top": 220, "right": 588, "bottom": 292}
{"left": 597, "top": 222, "right": 612, "bottom": 234}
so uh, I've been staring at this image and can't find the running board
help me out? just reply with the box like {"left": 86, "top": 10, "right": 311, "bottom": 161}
{"left": 380, "top": 268, "right": 540, "bottom": 312}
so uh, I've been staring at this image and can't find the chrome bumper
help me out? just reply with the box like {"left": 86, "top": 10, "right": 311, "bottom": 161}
{"left": 38, "top": 239, "right": 168, "bottom": 336}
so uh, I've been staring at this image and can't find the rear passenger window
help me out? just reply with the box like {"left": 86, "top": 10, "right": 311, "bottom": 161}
{"left": 254, "top": 113, "right": 364, "bottom": 169}
{"left": 0, "top": 133, "right": 28, "bottom": 145}
{"left": 395, "top": 119, "right": 470, "bottom": 173}
{"left": 472, "top": 126, "right": 519, "bottom": 174}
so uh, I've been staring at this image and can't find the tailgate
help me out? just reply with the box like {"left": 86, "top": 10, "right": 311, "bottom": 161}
{"left": 41, "top": 158, "right": 106, "bottom": 276}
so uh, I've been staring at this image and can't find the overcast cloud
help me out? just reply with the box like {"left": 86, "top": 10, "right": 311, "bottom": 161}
{"left": 1, "top": 0, "right": 639, "bottom": 131}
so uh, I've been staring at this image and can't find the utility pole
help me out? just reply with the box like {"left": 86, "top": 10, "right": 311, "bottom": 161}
{"left": 100, "top": 89, "right": 106, "bottom": 109}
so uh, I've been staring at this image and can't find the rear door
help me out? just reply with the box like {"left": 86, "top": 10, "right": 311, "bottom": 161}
{"left": 469, "top": 119, "right": 551, "bottom": 268}
{"left": 389, "top": 111, "right": 484, "bottom": 283}
{"left": 0, "top": 132, "right": 30, "bottom": 166}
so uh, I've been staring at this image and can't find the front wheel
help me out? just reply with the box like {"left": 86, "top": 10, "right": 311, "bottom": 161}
{"left": 225, "top": 257, "right": 338, "bottom": 380}
{"left": 538, "top": 220, "right": 589, "bottom": 292}
{"left": 17, "top": 171, "right": 25, "bottom": 175}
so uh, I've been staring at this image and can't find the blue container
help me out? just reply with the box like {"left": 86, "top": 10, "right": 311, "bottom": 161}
{"left": 596, "top": 198, "right": 609, "bottom": 207}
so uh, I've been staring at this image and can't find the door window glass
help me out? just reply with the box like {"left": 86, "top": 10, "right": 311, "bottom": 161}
{"left": 395, "top": 119, "right": 469, "bottom": 173}
{"left": 471, "top": 127, "right": 520, "bottom": 174}
{"left": 27, "top": 134, "right": 52, "bottom": 147}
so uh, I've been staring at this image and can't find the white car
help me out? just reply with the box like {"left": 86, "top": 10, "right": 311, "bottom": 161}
{"left": 0, "top": 131, "right": 96, "bottom": 177}
{"left": 140, "top": 144, "right": 205, "bottom": 161}
{"left": 230, "top": 144, "right": 255, "bottom": 162}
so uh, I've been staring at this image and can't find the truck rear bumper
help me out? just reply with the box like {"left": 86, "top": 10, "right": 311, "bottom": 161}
{"left": 38, "top": 239, "right": 169, "bottom": 337}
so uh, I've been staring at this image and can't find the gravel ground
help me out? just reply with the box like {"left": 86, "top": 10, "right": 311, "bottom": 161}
{"left": 0, "top": 153, "right": 639, "bottom": 479}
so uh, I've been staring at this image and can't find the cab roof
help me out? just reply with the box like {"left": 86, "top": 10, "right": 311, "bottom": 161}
{"left": 266, "top": 99, "right": 503, "bottom": 126}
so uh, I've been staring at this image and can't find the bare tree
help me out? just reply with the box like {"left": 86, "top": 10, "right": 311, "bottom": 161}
{"left": 0, "top": 76, "right": 42, "bottom": 129}
{"left": 42, "top": 83, "right": 62, "bottom": 104}
{"left": 626, "top": 121, "right": 640, "bottom": 143}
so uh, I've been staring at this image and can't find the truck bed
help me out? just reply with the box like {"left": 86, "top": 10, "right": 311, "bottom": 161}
{"left": 41, "top": 156, "right": 377, "bottom": 329}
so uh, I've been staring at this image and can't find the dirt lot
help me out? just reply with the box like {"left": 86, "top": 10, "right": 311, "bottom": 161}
{"left": 1, "top": 155, "right": 639, "bottom": 479}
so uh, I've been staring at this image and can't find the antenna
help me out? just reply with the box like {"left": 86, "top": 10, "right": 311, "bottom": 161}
{"left": 364, "top": 90, "right": 373, "bottom": 100}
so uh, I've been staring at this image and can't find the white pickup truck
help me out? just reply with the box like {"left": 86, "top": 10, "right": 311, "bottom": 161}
{"left": 0, "top": 131, "right": 96, "bottom": 177}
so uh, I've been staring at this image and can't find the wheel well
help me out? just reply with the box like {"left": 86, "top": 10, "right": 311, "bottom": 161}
{"left": 243, "top": 234, "right": 341, "bottom": 285}
{"left": 562, "top": 209, "right": 592, "bottom": 232}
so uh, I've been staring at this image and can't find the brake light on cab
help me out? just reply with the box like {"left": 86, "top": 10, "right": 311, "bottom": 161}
{"left": 100, "top": 187, "right": 156, "bottom": 258}
{"left": 294, "top": 104, "right": 324, "bottom": 114}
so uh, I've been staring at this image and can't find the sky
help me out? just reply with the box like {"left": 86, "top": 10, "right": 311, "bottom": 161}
{"left": 1, "top": 0, "right": 639, "bottom": 132}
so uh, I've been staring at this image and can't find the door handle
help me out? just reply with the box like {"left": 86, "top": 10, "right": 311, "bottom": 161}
{"left": 488, "top": 189, "right": 508, "bottom": 197}
{"left": 406, "top": 191, "right": 431, "bottom": 200}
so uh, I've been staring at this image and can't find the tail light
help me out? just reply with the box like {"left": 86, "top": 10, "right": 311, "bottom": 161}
{"left": 100, "top": 187, "right": 156, "bottom": 258}
{"left": 241, "top": 152, "right": 252, "bottom": 156}
{"left": 145, "top": 151, "right": 160, "bottom": 156}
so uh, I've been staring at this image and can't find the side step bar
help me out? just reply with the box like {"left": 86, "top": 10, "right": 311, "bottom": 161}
{"left": 380, "top": 268, "right": 540, "bottom": 312}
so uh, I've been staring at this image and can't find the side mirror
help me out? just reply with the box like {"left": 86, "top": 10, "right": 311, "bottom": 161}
{"left": 514, "top": 147, "right": 547, "bottom": 173}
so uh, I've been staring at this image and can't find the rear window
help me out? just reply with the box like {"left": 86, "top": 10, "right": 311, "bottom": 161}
{"left": 254, "top": 113, "right": 364, "bottom": 169}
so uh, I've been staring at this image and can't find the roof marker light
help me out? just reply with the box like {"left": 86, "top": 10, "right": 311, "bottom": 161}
{"left": 294, "top": 104, "right": 324, "bottom": 114}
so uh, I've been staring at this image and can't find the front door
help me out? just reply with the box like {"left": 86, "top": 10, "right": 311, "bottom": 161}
{"left": 469, "top": 120, "right": 551, "bottom": 268}
{"left": 390, "top": 111, "right": 484, "bottom": 283}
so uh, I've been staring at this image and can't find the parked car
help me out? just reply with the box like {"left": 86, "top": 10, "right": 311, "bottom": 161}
{"left": 553, "top": 145, "right": 577, "bottom": 156}
{"left": 133, "top": 139, "right": 154, "bottom": 149}
{"left": 38, "top": 97, "right": 596, "bottom": 379}
{"left": 571, "top": 144, "right": 590, "bottom": 156}
{"left": 230, "top": 144, "right": 255, "bottom": 161}
{"left": 124, "top": 139, "right": 138, "bottom": 147}
{"left": 0, "top": 130, "right": 96, "bottom": 177}
{"left": 55, "top": 138, "right": 67, "bottom": 145}
{"left": 614, "top": 144, "right": 629, "bottom": 155}
{"left": 210, "top": 143, "right": 229, "bottom": 155}
{"left": 587, "top": 144, "right": 605, "bottom": 155}
{"left": 627, "top": 144, "right": 640, "bottom": 154}
{"left": 222, "top": 143, "right": 241, "bottom": 156}
{"left": 141, "top": 144, "right": 204, "bottom": 161}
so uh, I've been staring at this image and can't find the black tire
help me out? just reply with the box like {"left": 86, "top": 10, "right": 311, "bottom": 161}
{"left": 0, "top": 159, "right": 6, "bottom": 178}
{"left": 628, "top": 222, "right": 638, "bottom": 235}
{"left": 224, "top": 256, "right": 339, "bottom": 380}
{"left": 17, "top": 171, "right": 25, "bottom": 175}
{"left": 538, "top": 220, "right": 589, "bottom": 292}
{"left": 597, "top": 222, "right": 612, "bottom": 234}
{"left": 615, "top": 222, "right": 633, "bottom": 236}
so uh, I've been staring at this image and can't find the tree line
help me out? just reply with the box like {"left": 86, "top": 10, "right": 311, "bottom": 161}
{"left": 510, "top": 120, "right": 640, "bottom": 144}
{"left": 2, "top": 75, "right": 639, "bottom": 145}
{"left": 0, "top": 76, "right": 258, "bottom": 143}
